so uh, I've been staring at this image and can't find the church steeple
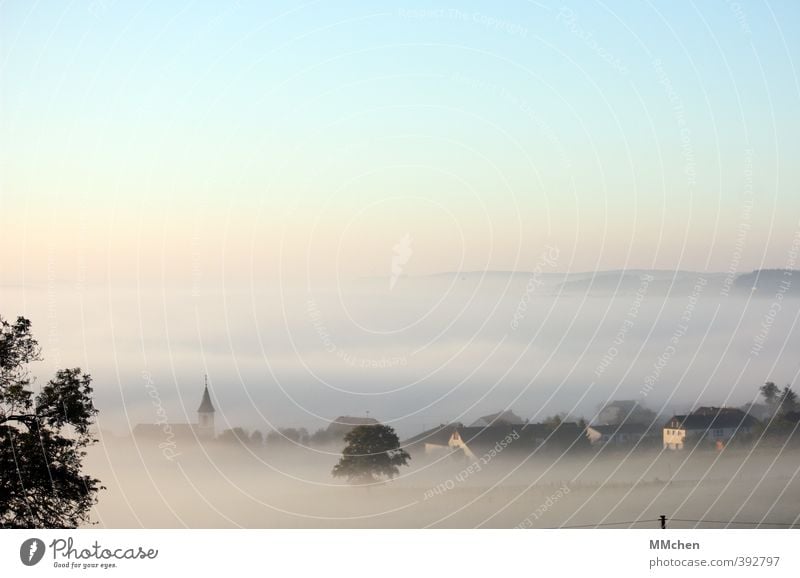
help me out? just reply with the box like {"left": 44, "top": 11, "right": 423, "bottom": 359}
{"left": 197, "top": 375, "right": 215, "bottom": 439}
{"left": 197, "top": 375, "right": 215, "bottom": 413}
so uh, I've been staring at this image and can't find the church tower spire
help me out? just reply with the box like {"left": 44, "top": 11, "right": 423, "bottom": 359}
{"left": 197, "top": 374, "right": 215, "bottom": 440}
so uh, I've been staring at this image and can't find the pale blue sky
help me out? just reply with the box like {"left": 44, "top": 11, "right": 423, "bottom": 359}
{"left": 2, "top": 0, "right": 799, "bottom": 278}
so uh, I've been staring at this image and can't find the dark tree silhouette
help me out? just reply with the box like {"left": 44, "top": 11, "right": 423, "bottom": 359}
{"left": 0, "top": 316, "right": 102, "bottom": 528}
{"left": 760, "top": 381, "right": 780, "bottom": 411}
{"left": 332, "top": 424, "right": 410, "bottom": 483}
{"left": 218, "top": 427, "right": 249, "bottom": 445}
{"left": 778, "top": 386, "right": 798, "bottom": 415}
{"left": 249, "top": 430, "right": 264, "bottom": 446}
{"left": 309, "top": 427, "right": 335, "bottom": 446}
{"left": 266, "top": 427, "right": 309, "bottom": 446}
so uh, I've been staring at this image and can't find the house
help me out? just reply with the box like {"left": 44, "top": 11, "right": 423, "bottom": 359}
{"left": 455, "top": 421, "right": 588, "bottom": 457}
{"left": 663, "top": 407, "right": 758, "bottom": 450}
{"left": 446, "top": 425, "right": 523, "bottom": 460}
{"left": 586, "top": 423, "right": 649, "bottom": 446}
{"left": 402, "top": 423, "right": 461, "bottom": 455}
{"left": 325, "top": 415, "right": 380, "bottom": 440}
{"left": 401, "top": 409, "right": 526, "bottom": 456}
{"left": 403, "top": 421, "right": 588, "bottom": 459}
{"left": 519, "top": 422, "right": 588, "bottom": 453}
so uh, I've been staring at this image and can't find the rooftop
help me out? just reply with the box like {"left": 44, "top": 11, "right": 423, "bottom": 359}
{"left": 666, "top": 408, "right": 757, "bottom": 430}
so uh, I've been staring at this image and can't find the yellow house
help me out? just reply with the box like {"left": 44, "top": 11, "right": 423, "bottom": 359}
{"left": 663, "top": 407, "right": 757, "bottom": 450}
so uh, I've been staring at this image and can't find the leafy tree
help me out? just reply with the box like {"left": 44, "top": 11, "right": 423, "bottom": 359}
{"left": 778, "top": 386, "right": 798, "bottom": 415}
{"left": 309, "top": 427, "right": 335, "bottom": 446}
{"left": 760, "top": 381, "right": 780, "bottom": 410}
{"left": 249, "top": 430, "right": 263, "bottom": 446}
{"left": 266, "top": 427, "right": 309, "bottom": 446}
{"left": 332, "top": 424, "right": 410, "bottom": 483}
{"left": 218, "top": 427, "right": 249, "bottom": 445}
{"left": 761, "top": 382, "right": 798, "bottom": 419}
{"left": 0, "top": 316, "right": 101, "bottom": 528}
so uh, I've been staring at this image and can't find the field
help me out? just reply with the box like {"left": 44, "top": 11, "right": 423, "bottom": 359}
{"left": 85, "top": 439, "right": 800, "bottom": 529}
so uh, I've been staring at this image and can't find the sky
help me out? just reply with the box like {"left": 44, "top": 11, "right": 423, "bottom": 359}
{"left": 1, "top": 1, "right": 800, "bottom": 435}
{"left": 2, "top": 0, "right": 799, "bottom": 283}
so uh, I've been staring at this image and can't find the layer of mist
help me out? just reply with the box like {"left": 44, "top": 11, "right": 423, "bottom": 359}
{"left": 86, "top": 438, "right": 800, "bottom": 529}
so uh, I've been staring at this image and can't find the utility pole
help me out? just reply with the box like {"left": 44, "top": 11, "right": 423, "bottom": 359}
{"left": 660, "top": 515, "right": 667, "bottom": 529}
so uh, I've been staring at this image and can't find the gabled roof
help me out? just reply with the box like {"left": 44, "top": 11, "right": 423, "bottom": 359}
{"left": 197, "top": 385, "right": 215, "bottom": 413}
{"left": 454, "top": 425, "right": 523, "bottom": 448}
{"left": 693, "top": 406, "right": 743, "bottom": 416}
{"left": 325, "top": 416, "right": 380, "bottom": 436}
{"left": 588, "top": 423, "right": 649, "bottom": 435}
{"left": 404, "top": 421, "right": 586, "bottom": 453}
{"left": 456, "top": 421, "right": 583, "bottom": 448}
{"left": 330, "top": 416, "right": 379, "bottom": 426}
{"left": 666, "top": 408, "right": 757, "bottom": 431}
{"left": 402, "top": 423, "right": 461, "bottom": 448}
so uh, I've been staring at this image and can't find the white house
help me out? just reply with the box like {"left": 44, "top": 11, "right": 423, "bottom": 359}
{"left": 663, "top": 407, "right": 757, "bottom": 450}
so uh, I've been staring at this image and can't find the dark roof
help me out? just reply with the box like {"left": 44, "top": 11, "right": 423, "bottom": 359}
{"left": 457, "top": 422, "right": 584, "bottom": 449}
{"left": 404, "top": 421, "right": 587, "bottom": 453}
{"left": 589, "top": 423, "right": 648, "bottom": 435}
{"left": 666, "top": 408, "right": 757, "bottom": 431}
{"left": 326, "top": 416, "right": 379, "bottom": 434}
{"left": 693, "top": 406, "right": 743, "bottom": 416}
{"left": 330, "top": 416, "right": 379, "bottom": 426}
{"left": 402, "top": 423, "right": 460, "bottom": 448}
{"left": 197, "top": 385, "right": 215, "bottom": 413}
{"left": 455, "top": 425, "right": 523, "bottom": 448}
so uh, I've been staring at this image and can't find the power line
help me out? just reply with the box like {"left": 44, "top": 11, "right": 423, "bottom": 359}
{"left": 555, "top": 519, "right": 659, "bottom": 529}
{"left": 544, "top": 515, "right": 799, "bottom": 529}
{"left": 670, "top": 518, "right": 799, "bottom": 527}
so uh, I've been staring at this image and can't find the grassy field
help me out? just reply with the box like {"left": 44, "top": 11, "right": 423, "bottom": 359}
{"left": 85, "top": 439, "right": 800, "bottom": 528}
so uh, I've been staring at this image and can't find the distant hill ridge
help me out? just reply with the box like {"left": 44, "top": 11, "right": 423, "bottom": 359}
{"left": 734, "top": 269, "right": 799, "bottom": 295}
{"left": 359, "top": 269, "right": 799, "bottom": 296}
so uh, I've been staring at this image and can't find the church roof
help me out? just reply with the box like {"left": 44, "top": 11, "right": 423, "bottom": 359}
{"left": 197, "top": 385, "right": 215, "bottom": 413}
